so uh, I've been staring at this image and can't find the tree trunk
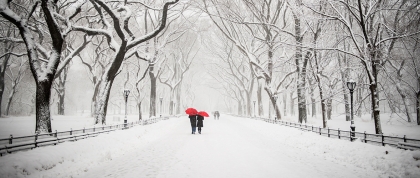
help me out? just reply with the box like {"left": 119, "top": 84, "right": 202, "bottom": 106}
{"left": 396, "top": 85, "right": 412, "bottom": 122}
{"left": 176, "top": 84, "right": 181, "bottom": 115}
{"left": 58, "top": 91, "right": 65, "bottom": 115}
{"left": 417, "top": 90, "right": 420, "bottom": 125}
{"left": 310, "top": 89, "right": 316, "bottom": 118}
{"left": 149, "top": 65, "right": 157, "bottom": 117}
{"left": 290, "top": 93, "right": 295, "bottom": 116}
{"left": 35, "top": 81, "right": 53, "bottom": 133}
{"left": 0, "top": 71, "right": 4, "bottom": 117}
{"left": 5, "top": 89, "right": 14, "bottom": 116}
{"left": 257, "top": 79, "right": 264, "bottom": 116}
{"left": 138, "top": 101, "right": 142, "bottom": 121}
{"left": 320, "top": 97, "right": 327, "bottom": 128}
{"left": 338, "top": 56, "right": 350, "bottom": 121}
{"left": 293, "top": 11, "right": 307, "bottom": 123}
{"left": 370, "top": 83, "right": 382, "bottom": 134}
{"left": 91, "top": 81, "right": 101, "bottom": 117}
{"left": 0, "top": 56, "right": 8, "bottom": 117}
{"left": 237, "top": 101, "right": 242, "bottom": 115}
{"left": 94, "top": 79, "right": 114, "bottom": 124}
{"left": 283, "top": 91, "right": 287, "bottom": 116}
{"left": 56, "top": 66, "right": 68, "bottom": 115}
{"left": 169, "top": 100, "right": 174, "bottom": 115}
{"left": 326, "top": 98, "right": 332, "bottom": 120}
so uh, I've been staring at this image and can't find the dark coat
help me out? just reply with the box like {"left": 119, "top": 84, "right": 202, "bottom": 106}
{"left": 197, "top": 115, "right": 204, "bottom": 127}
{"left": 214, "top": 111, "right": 220, "bottom": 117}
{"left": 189, "top": 115, "right": 197, "bottom": 127}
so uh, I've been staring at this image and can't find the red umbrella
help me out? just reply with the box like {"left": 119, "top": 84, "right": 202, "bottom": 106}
{"left": 185, "top": 108, "right": 198, "bottom": 115}
{"left": 197, "top": 111, "right": 209, "bottom": 117}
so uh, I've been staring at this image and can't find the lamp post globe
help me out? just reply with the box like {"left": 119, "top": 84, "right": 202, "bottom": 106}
{"left": 346, "top": 80, "right": 356, "bottom": 141}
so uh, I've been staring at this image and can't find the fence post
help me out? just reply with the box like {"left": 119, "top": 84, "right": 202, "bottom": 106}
{"left": 94, "top": 126, "right": 95, "bottom": 132}
{"left": 35, "top": 133, "right": 38, "bottom": 147}
{"left": 382, "top": 134, "right": 385, "bottom": 146}
{"left": 311, "top": 125, "right": 313, "bottom": 132}
{"left": 403, "top": 135, "right": 406, "bottom": 142}
{"left": 319, "top": 127, "right": 321, "bottom": 135}
{"left": 55, "top": 130, "right": 57, "bottom": 137}
{"left": 9, "top": 134, "right": 12, "bottom": 144}
{"left": 328, "top": 128, "right": 330, "bottom": 137}
{"left": 349, "top": 129, "right": 352, "bottom": 142}
{"left": 338, "top": 128, "right": 341, "bottom": 139}
{"left": 70, "top": 128, "right": 72, "bottom": 135}
{"left": 83, "top": 127, "right": 85, "bottom": 133}
{"left": 364, "top": 131, "right": 367, "bottom": 143}
{"left": 102, "top": 126, "right": 104, "bottom": 130}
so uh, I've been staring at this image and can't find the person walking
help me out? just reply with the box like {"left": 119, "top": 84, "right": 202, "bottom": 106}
{"left": 197, "top": 114, "right": 204, "bottom": 134}
{"left": 214, "top": 111, "right": 220, "bottom": 120}
{"left": 189, "top": 115, "right": 197, "bottom": 134}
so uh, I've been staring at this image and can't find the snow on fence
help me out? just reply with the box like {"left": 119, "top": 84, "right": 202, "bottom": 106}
{"left": 251, "top": 117, "right": 420, "bottom": 151}
{"left": 0, "top": 116, "right": 170, "bottom": 156}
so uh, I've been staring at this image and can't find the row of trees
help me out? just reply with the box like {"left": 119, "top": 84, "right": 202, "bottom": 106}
{"left": 0, "top": 0, "right": 209, "bottom": 133}
{"left": 198, "top": 0, "right": 420, "bottom": 134}
{"left": 1, "top": 0, "right": 419, "bottom": 135}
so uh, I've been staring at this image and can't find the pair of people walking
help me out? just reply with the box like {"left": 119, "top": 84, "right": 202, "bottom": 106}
{"left": 189, "top": 114, "right": 204, "bottom": 134}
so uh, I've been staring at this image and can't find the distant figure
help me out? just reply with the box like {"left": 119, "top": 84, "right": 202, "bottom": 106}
{"left": 214, "top": 111, "right": 220, "bottom": 120}
{"left": 197, "top": 115, "right": 204, "bottom": 134}
{"left": 189, "top": 115, "right": 197, "bottom": 134}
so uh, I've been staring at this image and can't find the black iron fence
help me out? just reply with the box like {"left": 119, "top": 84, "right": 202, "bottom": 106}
{"left": 0, "top": 116, "right": 170, "bottom": 156}
{"left": 252, "top": 117, "right": 420, "bottom": 151}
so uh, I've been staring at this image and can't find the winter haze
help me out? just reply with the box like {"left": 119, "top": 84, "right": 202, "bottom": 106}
{"left": 0, "top": 0, "right": 420, "bottom": 177}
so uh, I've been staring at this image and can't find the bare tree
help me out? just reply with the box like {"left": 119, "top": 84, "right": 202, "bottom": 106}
{"left": 4, "top": 57, "right": 28, "bottom": 116}
{"left": 159, "top": 40, "right": 196, "bottom": 115}
{"left": 0, "top": 24, "right": 24, "bottom": 117}
{"left": 0, "top": 0, "right": 85, "bottom": 133}
{"left": 306, "top": 0, "right": 420, "bottom": 133}
{"left": 73, "top": 0, "right": 179, "bottom": 124}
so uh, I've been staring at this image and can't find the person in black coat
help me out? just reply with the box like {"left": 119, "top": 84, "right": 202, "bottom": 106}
{"left": 189, "top": 115, "right": 197, "bottom": 134}
{"left": 197, "top": 115, "right": 204, "bottom": 134}
{"left": 214, "top": 111, "right": 220, "bottom": 120}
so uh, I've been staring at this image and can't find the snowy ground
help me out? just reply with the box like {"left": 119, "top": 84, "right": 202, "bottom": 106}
{"left": 0, "top": 115, "right": 419, "bottom": 178}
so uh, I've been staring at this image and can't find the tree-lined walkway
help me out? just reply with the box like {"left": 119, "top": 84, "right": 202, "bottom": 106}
{"left": 76, "top": 116, "right": 378, "bottom": 178}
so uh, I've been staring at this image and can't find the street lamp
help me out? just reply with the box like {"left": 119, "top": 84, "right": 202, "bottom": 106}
{"left": 273, "top": 94, "right": 278, "bottom": 120}
{"left": 159, "top": 97, "right": 163, "bottom": 117}
{"left": 123, "top": 89, "right": 130, "bottom": 128}
{"left": 253, "top": 100, "right": 256, "bottom": 118}
{"left": 347, "top": 80, "right": 356, "bottom": 141}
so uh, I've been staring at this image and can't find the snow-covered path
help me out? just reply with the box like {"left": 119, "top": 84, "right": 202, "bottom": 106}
{"left": 81, "top": 116, "right": 373, "bottom": 178}
{"left": 1, "top": 115, "right": 419, "bottom": 178}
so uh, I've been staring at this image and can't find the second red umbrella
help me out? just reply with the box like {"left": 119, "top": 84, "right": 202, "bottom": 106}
{"left": 197, "top": 111, "right": 209, "bottom": 117}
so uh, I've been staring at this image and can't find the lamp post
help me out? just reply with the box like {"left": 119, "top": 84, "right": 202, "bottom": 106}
{"left": 123, "top": 89, "right": 130, "bottom": 128}
{"left": 159, "top": 97, "right": 163, "bottom": 117}
{"left": 273, "top": 94, "right": 278, "bottom": 120}
{"left": 347, "top": 80, "right": 356, "bottom": 141}
{"left": 253, "top": 100, "right": 256, "bottom": 117}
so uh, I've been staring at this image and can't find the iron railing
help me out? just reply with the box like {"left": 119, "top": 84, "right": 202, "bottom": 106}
{"left": 251, "top": 117, "right": 420, "bottom": 151}
{"left": 0, "top": 116, "right": 170, "bottom": 156}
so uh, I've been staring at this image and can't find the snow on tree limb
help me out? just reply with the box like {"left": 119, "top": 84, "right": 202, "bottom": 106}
{"left": 127, "top": 0, "right": 179, "bottom": 50}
